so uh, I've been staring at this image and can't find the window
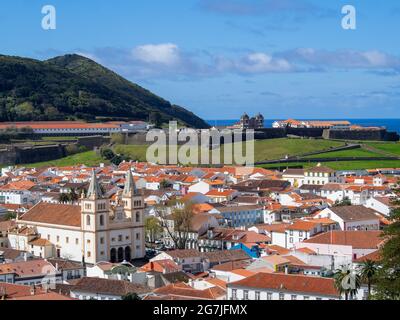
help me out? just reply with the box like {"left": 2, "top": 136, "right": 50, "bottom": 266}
{"left": 244, "top": 290, "right": 249, "bottom": 300}
{"left": 279, "top": 293, "right": 284, "bottom": 300}
{"left": 99, "top": 215, "right": 104, "bottom": 226}
{"left": 291, "top": 295, "right": 297, "bottom": 300}
{"left": 304, "top": 296, "right": 309, "bottom": 300}
{"left": 87, "top": 239, "right": 91, "bottom": 244}
{"left": 232, "top": 289, "right": 237, "bottom": 300}
{"left": 47, "top": 235, "right": 50, "bottom": 240}
{"left": 75, "top": 238, "right": 79, "bottom": 245}
{"left": 136, "top": 212, "right": 140, "bottom": 223}
{"left": 118, "top": 235, "right": 122, "bottom": 242}
{"left": 56, "top": 236, "right": 60, "bottom": 242}
{"left": 136, "top": 233, "right": 140, "bottom": 240}
{"left": 100, "top": 237, "right": 104, "bottom": 245}
{"left": 66, "top": 237, "right": 69, "bottom": 244}
{"left": 87, "top": 251, "right": 91, "bottom": 258}
{"left": 126, "top": 236, "right": 129, "bottom": 240}
{"left": 86, "top": 215, "right": 91, "bottom": 226}
{"left": 255, "top": 291, "right": 260, "bottom": 300}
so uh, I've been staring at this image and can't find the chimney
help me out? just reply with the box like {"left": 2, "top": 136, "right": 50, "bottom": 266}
{"left": 55, "top": 263, "right": 59, "bottom": 271}
{"left": 23, "top": 252, "right": 28, "bottom": 262}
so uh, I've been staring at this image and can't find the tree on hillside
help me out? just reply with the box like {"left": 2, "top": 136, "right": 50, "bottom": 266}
{"left": 374, "top": 188, "right": 400, "bottom": 299}
{"left": 100, "top": 148, "right": 115, "bottom": 160}
{"left": 149, "top": 111, "right": 163, "bottom": 128}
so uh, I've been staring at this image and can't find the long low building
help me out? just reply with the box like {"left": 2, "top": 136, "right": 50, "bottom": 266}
{"left": 227, "top": 272, "right": 341, "bottom": 300}
{"left": 0, "top": 121, "right": 149, "bottom": 136}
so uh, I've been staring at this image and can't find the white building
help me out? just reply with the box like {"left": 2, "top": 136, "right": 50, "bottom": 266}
{"left": 296, "top": 230, "right": 383, "bottom": 268}
{"left": 8, "top": 170, "right": 145, "bottom": 265}
{"left": 365, "top": 197, "right": 394, "bottom": 216}
{"left": 314, "top": 206, "right": 380, "bottom": 231}
{"left": 270, "top": 220, "right": 324, "bottom": 249}
{"left": 227, "top": 272, "right": 341, "bottom": 300}
{"left": 304, "top": 166, "right": 340, "bottom": 185}
{"left": 281, "top": 169, "right": 305, "bottom": 188}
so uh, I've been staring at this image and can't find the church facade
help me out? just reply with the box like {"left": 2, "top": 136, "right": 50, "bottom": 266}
{"left": 240, "top": 113, "right": 264, "bottom": 129}
{"left": 7, "top": 170, "right": 145, "bottom": 265}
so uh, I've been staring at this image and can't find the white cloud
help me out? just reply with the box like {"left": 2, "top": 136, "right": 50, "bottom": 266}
{"left": 74, "top": 45, "right": 400, "bottom": 80}
{"left": 281, "top": 48, "right": 400, "bottom": 69}
{"left": 236, "top": 53, "right": 293, "bottom": 73}
{"left": 132, "top": 43, "right": 181, "bottom": 66}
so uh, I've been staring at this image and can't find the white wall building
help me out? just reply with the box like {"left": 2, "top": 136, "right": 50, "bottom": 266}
{"left": 8, "top": 170, "right": 146, "bottom": 265}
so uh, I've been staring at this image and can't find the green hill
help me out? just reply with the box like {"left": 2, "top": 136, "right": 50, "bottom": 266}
{"left": 0, "top": 54, "right": 209, "bottom": 128}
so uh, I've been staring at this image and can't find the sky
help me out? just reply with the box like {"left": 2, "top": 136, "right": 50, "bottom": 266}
{"left": 0, "top": 0, "right": 400, "bottom": 120}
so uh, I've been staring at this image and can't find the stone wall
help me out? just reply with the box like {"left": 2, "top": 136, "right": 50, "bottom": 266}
{"left": 0, "top": 144, "right": 67, "bottom": 165}
{"left": 324, "top": 129, "right": 399, "bottom": 141}
{"left": 77, "top": 136, "right": 111, "bottom": 149}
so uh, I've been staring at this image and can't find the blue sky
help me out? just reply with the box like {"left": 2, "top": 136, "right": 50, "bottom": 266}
{"left": 1, "top": 0, "right": 400, "bottom": 120}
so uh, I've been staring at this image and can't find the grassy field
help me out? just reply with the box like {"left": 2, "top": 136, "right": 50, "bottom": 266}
{"left": 219, "top": 138, "right": 345, "bottom": 163}
{"left": 113, "top": 139, "right": 345, "bottom": 164}
{"left": 260, "top": 160, "right": 400, "bottom": 171}
{"left": 21, "top": 151, "right": 106, "bottom": 168}
{"left": 8, "top": 138, "right": 400, "bottom": 171}
{"left": 363, "top": 141, "right": 400, "bottom": 156}
{"left": 303, "top": 148, "right": 383, "bottom": 159}
{"left": 114, "top": 144, "right": 149, "bottom": 162}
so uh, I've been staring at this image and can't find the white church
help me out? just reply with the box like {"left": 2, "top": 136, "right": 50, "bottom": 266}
{"left": 6, "top": 170, "right": 145, "bottom": 265}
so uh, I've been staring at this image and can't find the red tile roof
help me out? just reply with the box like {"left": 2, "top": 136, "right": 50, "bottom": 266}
{"left": 20, "top": 202, "right": 81, "bottom": 227}
{"left": 229, "top": 272, "right": 339, "bottom": 297}
{"left": 153, "top": 282, "right": 225, "bottom": 300}
{"left": 303, "top": 231, "right": 383, "bottom": 249}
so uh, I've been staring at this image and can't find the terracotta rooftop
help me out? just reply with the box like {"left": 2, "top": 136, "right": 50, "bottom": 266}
{"left": 329, "top": 205, "right": 380, "bottom": 222}
{"left": 153, "top": 282, "right": 226, "bottom": 300}
{"left": 228, "top": 272, "right": 339, "bottom": 297}
{"left": 303, "top": 230, "right": 383, "bottom": 249}
{"left": 20, "top": 202, "right": 81, "bottom": 227}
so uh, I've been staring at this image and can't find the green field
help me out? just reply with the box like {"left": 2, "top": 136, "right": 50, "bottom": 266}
{"left": 220, "top": 138, "right": 345, "bottom": 163}
{"left": 260, "top": 160, "right": 400, "bottom": 171}
{"left": 113, "top": 144, "right": 149, "bottom": 162}
{"left": 303, "top": 148, "right": 382, "bottom": 159}
{"left": 22, "top": 151, "right": 106, "bottom": 168}
{"left": 9, "top": 138, "right": 400, "bottom": 171}
{"left": 363, "top": 142, "right": 400, "bottom": 156}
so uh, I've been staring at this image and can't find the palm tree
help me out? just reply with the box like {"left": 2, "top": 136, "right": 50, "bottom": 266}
{"left": 334, "top": 265, "right": 361, "bottom": 300}
{"left": 358, "top": 260, "right": 379, "bottom": 299}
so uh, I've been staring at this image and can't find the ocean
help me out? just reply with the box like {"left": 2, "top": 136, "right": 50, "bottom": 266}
{"left": 207, "top": 119, "right": 400, "bottom": 133}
